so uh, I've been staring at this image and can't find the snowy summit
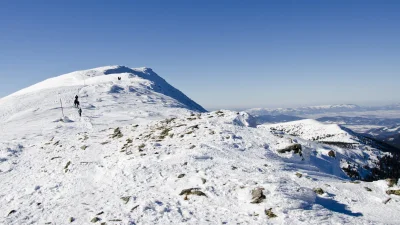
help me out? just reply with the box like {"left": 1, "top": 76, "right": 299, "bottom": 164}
{"left": 1, "top": 66, "right": 400, "bottom": 224}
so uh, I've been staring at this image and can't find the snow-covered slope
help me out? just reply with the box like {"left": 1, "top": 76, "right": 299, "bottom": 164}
{"left": 363, "top": 126, "right": 400, "bottom": 149}
{"left": 260, "top": 119, "right": 400, "bottom": 178}
{"left": 0, "top": 65, "right": 205, "bottom": 140}
{"left": 4, "top": 66, "right": 205, "bottom": 113}
{"left": 1, "top": 67, "right": 400, "bottom": 224}
{"left": 262, "top": 119, "right": 356, "bottom": 143}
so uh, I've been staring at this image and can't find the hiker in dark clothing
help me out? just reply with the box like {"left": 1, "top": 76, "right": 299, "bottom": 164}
{"left": 74, "top": 95, "right": 80, "bottom": 108}
{"left": 78, "top": 108, "right": 82, "bottom": 117}
{"left": 74, "top": 99, "right": 80, "bottom": 108}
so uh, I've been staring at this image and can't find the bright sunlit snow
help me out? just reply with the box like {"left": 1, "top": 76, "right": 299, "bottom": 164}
{"left": 1, "top": 66, "right": 399, "bottom": 225}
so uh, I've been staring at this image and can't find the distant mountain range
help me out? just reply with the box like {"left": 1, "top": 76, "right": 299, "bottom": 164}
{"left": 247, "top": 104, "right": 400, "bottom": 116}
{"left": 246, "top": 104, "right": 400, "bottom": 149}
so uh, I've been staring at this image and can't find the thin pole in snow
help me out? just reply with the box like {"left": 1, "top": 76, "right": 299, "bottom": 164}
{"left": 60, "top": 99, "right": 64, "bottom": 117}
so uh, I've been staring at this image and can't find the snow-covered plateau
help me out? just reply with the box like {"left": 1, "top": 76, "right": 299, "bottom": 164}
{"left": 1, "top": 66, "right": 399, "bottom": 225}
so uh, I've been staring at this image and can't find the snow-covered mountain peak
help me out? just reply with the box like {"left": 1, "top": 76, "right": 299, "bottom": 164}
{"left": 5, "top": 65, "right": 165, "bottom": 98}
{"left": 0, "top": 66, "right": 205, "bottom": 140}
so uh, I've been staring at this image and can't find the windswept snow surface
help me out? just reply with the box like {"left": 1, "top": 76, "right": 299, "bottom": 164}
{"left": 1, "top": 66, "right": 400, "bottom": 224}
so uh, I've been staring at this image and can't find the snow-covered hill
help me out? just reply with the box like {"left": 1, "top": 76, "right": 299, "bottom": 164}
{"left": 248, "top": 104, "right": 400, "bottom": 151}
{"left": 0, "top": 65, "right": 205, "bottom": 140}
{"left": 1, "top": 66, "right": 400, "bottom": 224}
{"left": 261, "top": 119, "right": 356, "bottom": 143}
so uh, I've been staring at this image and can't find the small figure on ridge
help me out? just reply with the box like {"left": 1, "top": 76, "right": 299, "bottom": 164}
{"left": 74, "top": 95, "right": 80, "bottom": 108}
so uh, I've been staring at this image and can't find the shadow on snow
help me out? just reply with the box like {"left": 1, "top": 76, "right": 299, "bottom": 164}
{"left": 316, "top": 196, "right": 363, "bottom": 217}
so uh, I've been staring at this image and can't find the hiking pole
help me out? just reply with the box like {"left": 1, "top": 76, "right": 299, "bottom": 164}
{"left": 60, "top": 99, "right": 65, "bottom": 117}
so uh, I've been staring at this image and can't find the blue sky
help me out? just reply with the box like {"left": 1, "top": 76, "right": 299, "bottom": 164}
{"left": 0, "top": 0, "right": 399, "bottom": 109}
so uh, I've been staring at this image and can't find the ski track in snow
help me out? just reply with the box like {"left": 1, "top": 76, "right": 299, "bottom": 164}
{"left": 0, "top": 66, "right": 399, "bottom": 225}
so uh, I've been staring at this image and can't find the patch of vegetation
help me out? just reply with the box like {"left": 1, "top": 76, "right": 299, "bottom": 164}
{"left": 277, "top": 144, "right": 303, "bottom": 157}
{"left": 165, "top": 118, "right": 176, "bottom": 124}
{"left": 265, "top": 208, "right": 277, "bottom": 218}
{"left": 188, "top": 124, "right": 199, "bottom": 129}
{"left": 295, "top": 172, "right": 302, "bottom": 178}
{"left": 64, "top": 161, "right": 71, "bottom": 173}
{"left": 138, "top": 144, "right": 145, "bottom": 151}
{"left": 91, "top": 217, "right": 101, "bottom": 223}
{"left": 386, "top": 190, "right": 400, "bottom": 196}
{"left": 121, "top": 196, "right": 130, "bottom": 204}
{"left": 82, "top": 134, "right": 89, "bottom": 141}
{"left": 216, "top": 110, "right": 224, "bottom": 115}
{"left": 342, "top": 165, "right": 360, "bottom": 180}
{"left": 175, "top": 124, "right": 187, "bottom": 128}
{"left": 319, "top": 141, "right": 357, "bottom": 149}
{"left": 159, "top": 128, "right": 172, "bottom": 139}
{"left": 251, "top": 187, "right": 266, "bottom": 204}
{"left": 131, "top": 205, "right": 139, "bottom": 212}
{"left": 111, "top": 127, "right": 123, "bottom": 139}
{"left": 364, "top": 187, "right": 372, "bottom": 192}
{"left": 179, "top": 188, "right": 207, "bottom": 198}
{"left": 313, "top": 188, "right": 324, "bottom": 195}
{"left": 121, "top": 139, "right": 133, "bottom": 152}
{"left": 386, "top": 178, "right": 398, "bottom": 187}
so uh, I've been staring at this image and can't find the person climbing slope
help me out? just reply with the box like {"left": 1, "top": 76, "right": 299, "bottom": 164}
{"left": 74, "top": 95, "right": 80, "bottom": 108}
{"left": 78, "top": 107, "right": 82, "bottom": 117}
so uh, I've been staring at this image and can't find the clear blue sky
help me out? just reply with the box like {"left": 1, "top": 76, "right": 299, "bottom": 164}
{"left": 0, "top": 0, "right": 399, "bottom": 109}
